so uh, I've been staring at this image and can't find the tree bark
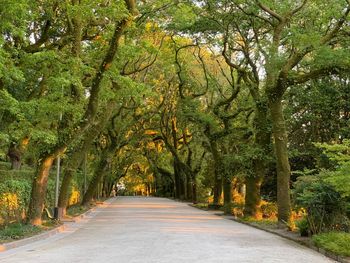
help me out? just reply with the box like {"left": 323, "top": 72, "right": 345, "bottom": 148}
{"left": 223, "top": 175, "right": 232, "bottom": 213}
{"left": 244, "top": 175, "right": 263, "bottom": 218}
{"left": 185, "top": 171, "right": 192, "bottom": 201}
{"left": 244, "top": 104, "right": 270, "bottom": 218}
{"left": 57, "top": 160, "right": 82, "bottom": 217}
{"left": 82, "top": 158, "right": 109, "bottom": 206}
{"left": 173, "top": 159, "right": 181, "bottom": 199}
{"left": 58, "top": 100, "right": 117, "bottom": 216}
{"left": 209, "top": 140, "right": 222, "bottom": 206}
{"left": 173, "top": 158, "right": 186, "bottom": 200}
{"left": 269, "top": 98, "right": 292, "bottom": 224}
{"left": 27, "top": 154, "right": 56, "bottom": 225}
{"left": 191, "top": 177, "right": 197, "bottom": 204}
{"left": 7, "top": 143, "right": 22, "bottom": 170}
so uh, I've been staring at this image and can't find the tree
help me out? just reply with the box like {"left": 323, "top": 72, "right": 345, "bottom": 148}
{"left": 26, "top": 0, "right": 137, "bottom": 225}
{"left": 186, "top": 0, "right": 350, "bottom": 225}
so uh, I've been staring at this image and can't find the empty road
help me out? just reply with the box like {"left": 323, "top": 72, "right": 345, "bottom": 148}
{"left": 0, "top": 196, "right": 334, "bottom": 263}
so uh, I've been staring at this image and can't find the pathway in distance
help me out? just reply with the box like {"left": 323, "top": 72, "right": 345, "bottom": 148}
{"left": 0, "top": 196, "right": 335, "bottom": 263}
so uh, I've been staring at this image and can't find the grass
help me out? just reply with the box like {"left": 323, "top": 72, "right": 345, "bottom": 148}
{"left": 0, "top": 223, "right": 42, "bottom": 243}
{"left": 312, "top": 232, "right": 350, "bottom": 257}
{"left": 67, "top": 205, "right": 90, "bottom": 217}
{"left": 240, "top": 216, "right": 278, "bottom": 228}
{"left": 192, "top": 203, "right": 209, "bottom": 210}
{"left": 0, "top": 220, "right": 61, "bottom": 244}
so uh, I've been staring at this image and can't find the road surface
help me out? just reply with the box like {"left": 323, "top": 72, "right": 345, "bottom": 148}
{"left": 0, "top": 196, "right": 334, "bottom": 263}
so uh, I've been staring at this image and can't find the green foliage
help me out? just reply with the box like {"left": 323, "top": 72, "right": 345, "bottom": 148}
{"left": 323, "top": 163, "right": 350, "bottom": 198}
{"left": 261, "top": 202, "right": 277, "bottom": 219}
{"left": 313, "top": 141, "right": 350, "bottom": 197}
{"left": 0, "top": 0, "right": 30, "bottom": 38}
{"left": 0, "top": 223, "right": 41, "bottom": 243}
{"left": 315, "top": 140, "right": 350, "bottom": 164}
{"left": 295, "top": 217, "right": 309, "bottom": 237}
{"left": 286, "top": 77, "right": 350, "bottom": 155}
{"left": 0, "top": 161, "right": 85, "bottom": 225}
{"left": 166, "top": 3, "right": 197, "bottom": 31}
{"left": 312, "top": 232, "right": 350, "bottom": 257}
{"left": 293, "top": 175, "right": 349, "bottom": 234}
{"left": 0, "top": 178, "right": 31, "bottom": 224}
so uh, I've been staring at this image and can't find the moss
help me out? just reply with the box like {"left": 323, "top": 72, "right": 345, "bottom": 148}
{"left": 312, "top": 232, "right": 350, "bottom": 257}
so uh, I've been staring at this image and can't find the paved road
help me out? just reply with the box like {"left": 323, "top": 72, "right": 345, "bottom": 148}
{"left": 0, "top": 196, "right": 334, "bottom": 263}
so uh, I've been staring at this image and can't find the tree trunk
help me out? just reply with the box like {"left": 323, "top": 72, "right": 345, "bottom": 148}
{"left": 244, "top": 175, "right": 263, "bottom": 218}
{"left": 213, "top": 171, "right": 222, "bottom": 206}
{"left": 7, "top": 143, "right": 22, "bottom": 170}
{"left": 173, "top": 159, "right": 181, "bottom": 199}
{"left": 244, "top": 101, "right": 271, "bottom": 218}
{"left": 223, "top": 175, "right": 232, "bottom": 213}
{"left": 210, "top": 140, "right": 222, "bottom": 206}
{"left": 269, "top": 99, "right": 291, "bottom": 224}
{"left": 11, "top": 158, "right": 21, "bottom": 170}
{"left": 186, "top": 172, "right": 192, "bottom": 201}
{"left": 191, "top": 176, "right": 197, "bottom": 204}
{"left": 173, "top": 158, "right": 186, "bottom": 200}
{"left": 57, "top": 155, "right": 83, "bottom": 217}
{"left": 81, "top": 158, "right": 108, "bottom": 206}
{"left": 57, "top": 168, "right": 74, "bottom": 217}
{"left": 27, "top": 155, "right": 56, "bottom": 225}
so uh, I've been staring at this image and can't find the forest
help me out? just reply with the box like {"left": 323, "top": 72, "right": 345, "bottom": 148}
{"left": 0, "top": 0, "right": 349, "bottom": 252}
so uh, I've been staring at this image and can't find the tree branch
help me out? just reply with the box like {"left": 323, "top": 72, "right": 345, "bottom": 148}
{"left": 255, "top": 0, "right": 283, "bottom": 21}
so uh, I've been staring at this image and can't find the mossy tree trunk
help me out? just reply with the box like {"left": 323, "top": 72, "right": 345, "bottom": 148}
{"left": 209, "top": 140, "right": 222, "bottom": 206}
{"left": 269, "top": 98, "right": 291, "bottom": 224}
{"left": 223, "top": 175, "right": 232, "bottom": 212}
{"left": 81, "top": 155, "right": 109, "bottom": 206}
{"left": 27, "top": 149, "right": 64, "bottom": 225}
{"left": 244, "top": 104, "right": 271, "bottom": 218}
{"left": 58, "top": 101, "right": 117, "bottom": 216}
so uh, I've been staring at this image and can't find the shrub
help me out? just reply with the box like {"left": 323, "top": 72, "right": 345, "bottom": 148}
{"left": 312, "top": 232, "right": 350, "bottom": 257}
{"left": 260, "top": 201, "right": 277, "bottom": 219}
{"left": 295, "top": 217, "right": 309, "bottom": 236}
{"left": 0, "top": 179, "right": 31, "bottom": 225}
{"left": 293, "top": 175, "right": 349, "bottom": 234}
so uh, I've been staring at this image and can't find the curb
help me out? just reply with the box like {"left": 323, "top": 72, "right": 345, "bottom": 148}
{"left": 226, "top": 217, "right": 347, "bottom": 263}
{"left": 189, "top": 204, "right": 350, "bottom": 263}
{"left": 0, "top": 197, "right": 114, "bottom": 252}
{"left": 0, "top": 224, "right": 66, "bottom": 252}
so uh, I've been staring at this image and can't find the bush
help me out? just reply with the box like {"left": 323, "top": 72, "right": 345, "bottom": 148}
{"left": 260, "top": 201, "right": 277, "bottom": 219}
{"left": 312, "top": 232, "right": 350, "bottom": 257}
{"left": 0, "top": 179, "right": 31, "bottom": 225}
{"left": 295, "top": 217, "right": 309, "bottom": 236}
{"left": 0, "top": 162, "right": 85, "bottom": 226}
{"left": 293, "top": 175, "right": 349, "bottom": 234}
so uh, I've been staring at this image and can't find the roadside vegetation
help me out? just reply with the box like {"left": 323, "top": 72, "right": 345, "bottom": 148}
{"left": 312, "top": 232, "right": 350, "bottom": 257}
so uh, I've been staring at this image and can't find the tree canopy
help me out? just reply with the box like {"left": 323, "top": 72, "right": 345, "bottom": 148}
{"left": 0, "top": 0, "right": 349, "bottom": 234}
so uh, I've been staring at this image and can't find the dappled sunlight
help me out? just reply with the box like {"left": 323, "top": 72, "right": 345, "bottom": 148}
{"left": 90, "top": 213, "right": 222, "bottom": 223}
{"left": 160, "top": 226, "right": 241, "bottom": 235}
{"left": 142, "top": 218, "right": 207, "bottom": 223}
{"left": 107, "top": 204, "right": 177, "bottom": 209}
